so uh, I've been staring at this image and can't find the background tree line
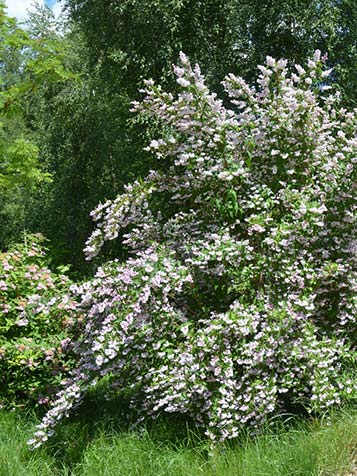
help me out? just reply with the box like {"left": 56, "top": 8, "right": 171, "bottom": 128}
{"left": 1, "top": 0, "right": 356, "bottom": 274}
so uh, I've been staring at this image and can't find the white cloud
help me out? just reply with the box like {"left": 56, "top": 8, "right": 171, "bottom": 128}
{"left": 4, "top": 0, "right": 64, "bottom": 22}
{"left": 52, "top": 0, "right": 64, "bottom": 18}
{"left": 5, "top": 0, "right": 45, "bottom": 21}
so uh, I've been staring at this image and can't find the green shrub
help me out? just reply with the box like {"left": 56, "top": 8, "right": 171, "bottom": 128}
{"left": 0, "top": 234, "right": 79, "bottom": 408}
{"left": 32, "top": 52, "right": 356, "bottom": 447}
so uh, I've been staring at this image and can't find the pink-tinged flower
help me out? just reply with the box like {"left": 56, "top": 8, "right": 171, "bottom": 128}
{"left": 0, "top": 280, "right": 7, "bottom": 291}
{"left": 177, "top": 77, "right": 191, "bottom": 88}
{"left": 266, "top": 56, "right": 276, "bottom": 67}
{"left": 38, "top": 396, "right": 50, "bottom": 404}
{"left": 15, "top": 318, "right": 29, "bottom": 327}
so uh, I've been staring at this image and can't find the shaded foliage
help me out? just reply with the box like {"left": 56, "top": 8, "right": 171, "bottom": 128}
{"left": 24, "top": 0, "right": 356, "bottom": 273}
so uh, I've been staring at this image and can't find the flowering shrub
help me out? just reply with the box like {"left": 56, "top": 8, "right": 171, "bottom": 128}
{"left": 31, "top": 52, "right": 356, "bottom": 447}
{"left": 0, "top": 235, "right": 79, "bottom": 408}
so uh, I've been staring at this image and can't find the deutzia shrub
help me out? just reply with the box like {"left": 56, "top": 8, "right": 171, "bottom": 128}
{"left": 30, "top": 52, "right": 356, "bottom": 447}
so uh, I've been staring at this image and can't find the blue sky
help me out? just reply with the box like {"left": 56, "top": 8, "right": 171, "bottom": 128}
{"left": 5, "top": 0, "right": 63, "bottom": 21}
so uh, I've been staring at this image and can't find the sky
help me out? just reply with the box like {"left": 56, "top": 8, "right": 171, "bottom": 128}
{"left": 4, "top": 0, "right": 64, "bottom": 22}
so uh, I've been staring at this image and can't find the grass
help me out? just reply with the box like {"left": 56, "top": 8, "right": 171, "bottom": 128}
{"left": 0, "top": 406, "right": 356, "bottom": 476}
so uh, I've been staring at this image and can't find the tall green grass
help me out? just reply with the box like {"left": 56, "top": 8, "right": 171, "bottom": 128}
{"left": 0, "top": 408, "right": 356, "bottom": 476}
{"left": 0, "top": 412, "right": 61, "bottom": 476}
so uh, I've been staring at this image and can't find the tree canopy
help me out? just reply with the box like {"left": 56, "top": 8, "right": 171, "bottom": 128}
{"left": 1, "top": 0, "right": 356, "bottom": 271}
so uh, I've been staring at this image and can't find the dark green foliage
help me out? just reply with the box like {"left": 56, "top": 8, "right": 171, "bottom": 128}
{"left": 67, "top": 0, "right": 356, "bottom": 97}
{"left": 1, "top": 0, "right": 355, "bottom": 271}
{"left": 23, "top": 0, "right": 356, "bottom": 273}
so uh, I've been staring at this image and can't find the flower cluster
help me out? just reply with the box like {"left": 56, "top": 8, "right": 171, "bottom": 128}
{"left": 31, "top": 52, "right": 356, "bottom": 446}
{"left": 0, "top": 235, "right": 79, "bottom": 407}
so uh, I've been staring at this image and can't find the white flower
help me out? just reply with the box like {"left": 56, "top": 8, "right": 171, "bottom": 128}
{"left": 313, "top": 50, "right": 321, "bottom": 62}
{"left": 321, "top": 68, "right": 333, "bottom": 78}
{"left": 177, "top": 78, "right": 191, "bottom": 87}
{"left": 266, "top": 56, "right": 276, "bottom": 67}
{"left": 295, "top": 65, "right": 306, "bottom": 75}
{"left": 16, "top": 318, "right": 28, "bottom": 327}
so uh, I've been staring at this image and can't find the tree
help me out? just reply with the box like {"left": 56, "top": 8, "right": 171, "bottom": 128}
{"left": 67, "top": 0, "right": 356, "bottom": 99}
{"left": 25, "top": 0, "right": 356, "bottom": 273}
{"left": 0, "top": 2, "right": 76, "bottom": 248}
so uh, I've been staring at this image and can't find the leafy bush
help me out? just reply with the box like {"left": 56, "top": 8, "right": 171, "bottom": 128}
{"left": 0, "top": 234, "right": 79, "bottom": 408}
{"left": 31, "top": 52, "right": 356, "bottom": 447}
